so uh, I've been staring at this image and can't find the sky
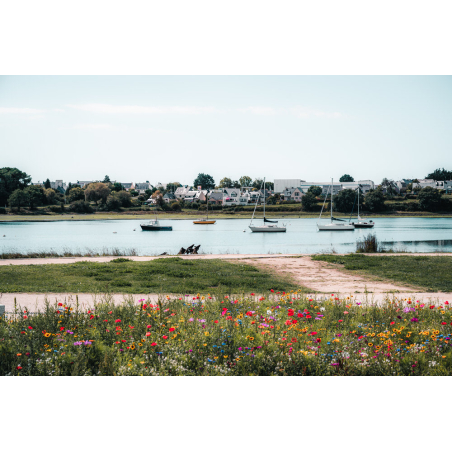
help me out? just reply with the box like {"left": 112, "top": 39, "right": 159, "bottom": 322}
{"left": 1, "top": 75, "right": 451, "bottom": 186}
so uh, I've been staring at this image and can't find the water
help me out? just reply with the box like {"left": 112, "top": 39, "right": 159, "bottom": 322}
{"left": 1, "top": 217, "right": 452, "bottom": 255}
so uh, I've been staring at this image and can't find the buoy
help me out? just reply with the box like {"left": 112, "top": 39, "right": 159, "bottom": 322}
{"left": 113, "top": 232, "right": 117, "bottom": 234}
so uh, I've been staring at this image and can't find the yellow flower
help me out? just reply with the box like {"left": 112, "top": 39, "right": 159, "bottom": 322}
{"left": 138, "top": 343, "right": 143, "bottom": 347}
{"left": 368, "top": 343, "right": 373, "bottom": 347}
{"left": 204, "top": 332, "right": 209, "bottom": 336}
{"left": 223, "top": 355, "right": 228, "bottom": 359}
{"left": 203, "top": 343, "right": 207, "bottom": 346}
{"left": 249, "top": 337, "right": 254, "bottom": 341}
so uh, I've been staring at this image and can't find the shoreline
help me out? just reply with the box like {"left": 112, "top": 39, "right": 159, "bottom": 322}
{"left": 2, "top": 212, "right": 452, "bottom": 222}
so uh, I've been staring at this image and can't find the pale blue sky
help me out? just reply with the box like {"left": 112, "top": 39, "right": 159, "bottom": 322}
{"left": 1, "top": 76, "right": 451, "bottom": 186}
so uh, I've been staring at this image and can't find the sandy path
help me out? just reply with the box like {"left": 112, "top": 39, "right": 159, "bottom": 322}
{"left": 1, "top": 254, "right": 450, "bottom": 311}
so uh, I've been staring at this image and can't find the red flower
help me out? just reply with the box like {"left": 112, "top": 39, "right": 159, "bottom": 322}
{"left": 129, "top": 325, "right": 134, "bottom": 329}
{"left": 246, "top": 311, "right": 253, "bottom": 317}
{"left": 115, "top": 319, "right": 121, "bottom": 323}
{"left": 285, "top": 320, "right": 291, "bottom": 326}
{"left": 163, "top": 335, "right": 168, "bottom": 339}
{"left": 147, "top": 325, "right": 151, "bottom": 328}
{"left": 60, "top": 326, "right": 64, "bottom": 331}
{"left": 291, "top": 338, "right": 297, "bottom": 342}
{"left": 270, "top": 289, "right": 274, "bottom": 292}
{"left": 429, "top": 305, "right": 435, "bottom": 309}
{"left": 297, "top": 313, "right": 303, "bottom": 318}
{"left": 306, "top": 315, "right": 312, "bottom": 319}
{"left": 316, "top": 338, "right": 321, "bottom": 343}
{"left": 121, "top": 339, "right": 126, "bottom": 343}
{"left": 445, "top": 301, "right": 449, "bottom": 305}
{"left": 390, "top": 321, "right": 395, "bottom": 325}
{"left": 441, "top": 322, "right": 447, "bottom": 325}
{"left": 250, "top": 293, "right": 255, "bottom": 296}
{"left": 214, "top": 320, "right": 219, "bottom": 324}
{"left": 103, "top": 319, "right": 108, "bottom": 322}
{"left": 16, "top": 366, "right": 22, "bottom": 370}
{"left": 28, "top": 326, "right": 33, "bottom": 330}
{"left": 90, "top": 315, "right": 94, "bottom": 319}
{"left": 58, "top": 303, "right": 63, "bottom": 306}
{"left": 169, "top": 327, "right": 175, "bottom": 332}
{"left": 142, "top": 304, "right": 147, "bottom": 309}
{"left": 310, "top": 331, "right": 318, "bottom": 335}
{"left": 338, "top": 319, "right": 343, "bottom": 323}
{"left": 151, "top": 342, "right": 157, "bottom": 346}
{"left": 292, "top": 319, "right": 297, "bottom": 324}
{"left": 407, "top": 301, "right": 412, "bottom": 304}
{"left": 288, "top": 309, "right": 294, "bottom": 317}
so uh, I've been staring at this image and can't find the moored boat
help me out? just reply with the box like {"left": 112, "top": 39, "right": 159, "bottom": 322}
{"left": 140, "top": 219, "right": 172, "bottom": 231}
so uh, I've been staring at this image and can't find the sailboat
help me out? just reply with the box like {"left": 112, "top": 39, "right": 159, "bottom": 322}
{"left": 317, "top": 178, "right": 355, "bottom": 231}
{"left": 193, "top": 191, "right": 216, "bottom": 224}
{"left": 249, "top": 178, "right": 286, "bottom": 232}
{"left": 350, "top": 186, "right": 374, "bottom": 228}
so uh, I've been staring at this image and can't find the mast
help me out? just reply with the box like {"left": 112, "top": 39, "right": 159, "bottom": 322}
{"left": 206, "top": 190, "right": 208, "bottom": 220}
{"left": 357, "top": 186, "right": 359, "bottom": 218}
{"left": 263, "top": 177, "right": 266, "bottom": 221}
{"left": 330, "top": 178, "right": 333, "bottom": 221}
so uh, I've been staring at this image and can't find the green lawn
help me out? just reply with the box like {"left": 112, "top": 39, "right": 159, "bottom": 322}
{"left": 312, "top": 254, "right": 452, "bottom": 292}
{"left": 0, "top": 257, "right": 301, "bottom": 294}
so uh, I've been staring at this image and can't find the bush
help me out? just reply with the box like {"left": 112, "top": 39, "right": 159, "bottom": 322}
{"left": 0, "top": 207, "right": 6, "bottom": 215}
{"left": 170, "top": 202, "right": 181, "bottom": 211}
{"left": 48, "top": 205, "right": 62, "bottom": 213}
{"left": 356, "top": 233, "right": 381, "bottom": 253}
{"left": 106, "top": 194, "right": 122, "bottom": 211}
{"left": 69, "top": 200, "right": 94, "bottom": 213}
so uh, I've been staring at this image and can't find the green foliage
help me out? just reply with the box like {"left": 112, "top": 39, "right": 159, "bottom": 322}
{"left": 69, "top": 200, "right": 94, "bottom": 213}
{"left": 116, "top": 191, "right": 132, "bottom": 207}
{"left": 219, "top": 177, "right": 233, "bottom": 188}
{"left": 67, "top": 187, "right": 85, "bottom": 203}
{"left": 364, "top": 188, "right": 386, "bottom": 212}
{"left": 111, "top": 182, "right": 124, "bottom": 192}
{"left": 170, "top": 201, "right": 182, "bottom": 211}
{"left": 339, "top": 174, "right": 354, "bottom": 182}
{"left": 307, "top": 185, "right": 322, "bottom": 197}
{"left": 0, "top": 167, "right": 32, "bottom": 205}
{"left": 312, "top": 254, "right": 452, "bottom": 292}
{"left": 44, "top": 188, "right": 57, "bottom": 205}
{"left": 8, "top": 189, "right": 29, "bottom": 211}
{"left": 84, "top": 183, "right": 111, "bottom": 205}
{"left": 418, "top": 186, "right": 443, "bottom": 212}
{"left": 239, "top": 176, "right": 252, "bottom": 187}
{"left": 166, "top": 182, "right": 182, "bottom": 193}
{"left": 356, "top": 233, "right": 381, "bottom": 253}
{"left": 103, "top": 175, "right": 111, "bottom": 183}
{"left": 193, "top": 173, "right": 215, "bottom": 190}
{"left": 129, "top": 190, "right": 138, "bottom": 197}
{"left": 105, "top": 194, "right": 122, "bottom": 210}
{"left": 334, "top": 188, "right": 361, "bottom": 213}
{"left": 44, "top": 178, "right": 51, "bottom": 189}
{"left": 426, "top": 168, "right": 452, "bottom": 181}
{"left": 24, "top": 185, "right": 45, "bottom": 209}
{"left": 301, "top": 192, "right": 317, "bottom": 211}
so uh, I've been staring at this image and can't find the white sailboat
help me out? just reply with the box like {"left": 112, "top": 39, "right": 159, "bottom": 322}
{"left": 317, "top": 178, "right": 355, "bottom": 231}
{"left": 249, "top": 178, "right": 286, "bottom": 232}
{"left": 350, "top": 186, "right": 374, "bottom": 228}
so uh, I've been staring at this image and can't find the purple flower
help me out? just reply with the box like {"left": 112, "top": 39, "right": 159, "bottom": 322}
{"left": 410, "top": 317, "right": 419, "bottom": 322}
{"left": 238, "top": 347, "right": 242, "bottom": 351}
{"left": 73, "top": 341, "right": 82, "bottom": 346}
{"left": 67, "top": 330, "right": 74, "bottom": 334}
{"left": 188, "top": 318, "right": 194, "bottom": 322}
{"left": 84, "top": 341, "right": 92, "bottom": 346}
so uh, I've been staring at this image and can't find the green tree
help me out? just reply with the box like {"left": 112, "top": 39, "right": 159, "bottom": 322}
{"left": 253, "top": 179, "right": 274, "bottom": 190}
{"left": 239, "top": 176, "right": 252, "bottom": 187}
{"left": 339, "top": 174, "right": 354, "bottom": 182}
{"left": 68, "top": 187, "right": 85, "bottom": 203}
{"left": 24, "top": 185, "right": 45, "bottom": 209}
{"left": 334, "top": 189, "right": 362, "bottom": 213}
{"left": 166, "top": 182, "right": 182, "bottom": 193}
{"left": 145, "top": 187, "right": 156, "bottom": 198}
{"left": 103, "top": 175, "right": 111, "bottom": 183}
{"left": 84, "top": 182, "right": 111, "bottom": 205}
{"left": 69, "top": 200, "right": 94, "bottom": 213}
{"left": 111, "top": 182, "right": 124, "bottom": 192}
{"left": 231, "top": 180, "right": 241, "bottom": 188}
{"left": 307, "top": 185, "right": 322, "bottom": 197}
{"left": 44, "top": 188, "right": 57, "bottom": 205}
{"left": 193, "top": 173, "right": 215, "bottom": 190}
{"left": 301, "top": 192, "right": 317, "bottom": 211}
{"left": 364, "top": 188, "right": 386, "bottom": 212}
{"left": 8, "top": 189, "right": 29, "bottom": 211}
{"left": 116, "top": 191, "right": 132, "bottom": 207}
{"left": 0, "top": 167, "right": 32, "bottom": 205}
{"left": 219, "top": 177, "right": 233, "bottom": 188}
{"left": 106, "top": 194, "right": 122, "bottom": 210}
{"left": 426, "top": 168, "right": 452, "bottom": 181}
{"left": 44, "top": 178, "right": 51, "bottom": 189}
{"left": 418, "top": 186, "right": 442, "bottom": 211}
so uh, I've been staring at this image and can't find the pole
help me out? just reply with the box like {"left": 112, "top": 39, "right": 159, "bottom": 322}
{"left": 263, "top": 177, "right": 266, "bottom": 220}
{"left": 331, "top": 178, "right": 333, "bottom": 221}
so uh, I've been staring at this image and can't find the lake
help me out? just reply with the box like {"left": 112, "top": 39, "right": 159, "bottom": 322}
{"left": 1, "top": 217, "right": 452, "bottom": 255}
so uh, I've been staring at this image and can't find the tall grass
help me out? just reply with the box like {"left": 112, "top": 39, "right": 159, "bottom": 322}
{"left": 356, "top": 233, "right": 381, "bottom": 253}
{"left": 0, "top": 247, "right": 139, "bottom": 259}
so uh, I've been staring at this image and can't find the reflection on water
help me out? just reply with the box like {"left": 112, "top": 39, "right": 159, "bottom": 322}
{"left": 1, "top": 217, "right": 451, "bottom": 255}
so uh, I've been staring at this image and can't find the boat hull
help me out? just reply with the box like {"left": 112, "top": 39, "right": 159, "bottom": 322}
{"left": 249, "top": 225, "right": 286, "bottom": 232}
{"left": 352, "top": 223, "right": 374, "bottom": 228}
{"left": 193, "top": 220, "right": 216, "bottom": 224}
{"left": 317, "top": 223, "right": 355, "bottom": 231}
{"left": 140, "top": 225, "right": 173, "bottom": 231}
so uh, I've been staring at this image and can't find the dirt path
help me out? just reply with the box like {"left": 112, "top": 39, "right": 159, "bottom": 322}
{"left": 1, "top": 254, "right": 450, "bottom": 311}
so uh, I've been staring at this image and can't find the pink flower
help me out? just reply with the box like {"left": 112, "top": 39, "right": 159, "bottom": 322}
{"left": 343, "top": 311, "right": 349, "bottom": 315}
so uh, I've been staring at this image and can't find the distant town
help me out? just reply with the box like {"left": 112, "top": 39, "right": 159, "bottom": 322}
{"left": 1, "top": 167, "right": 452, "bottom": 214}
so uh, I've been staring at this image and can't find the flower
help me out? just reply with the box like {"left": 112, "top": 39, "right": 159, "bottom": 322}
{"left": 169, "top": 327, "right": 175, "bottom": 332}
{"left": 162, "top": 335, "right": 168, "bottom": 339}
{"left": 28, "top": 326, "right": 33, "bottom": 330}
{"left": 151, "top": 342, "right": 157, "bottom": 346}
{"left": 115, "top": 319, "right": 121, "bottom": 323}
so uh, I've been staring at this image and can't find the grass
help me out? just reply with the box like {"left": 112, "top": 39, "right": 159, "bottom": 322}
{"left": 312, "top": 254, "right": 452, "bottom": 292}
{"left": 0, "top": 257, "right": 301, "bottom": 294}
{"left": 0, "top": 248, "right": 138, "bottom": 259}
{"left": 2, "top": 293, "right": 452, "bottom": 375}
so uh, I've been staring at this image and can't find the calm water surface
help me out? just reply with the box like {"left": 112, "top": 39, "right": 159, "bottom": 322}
{"left": 1, "top": 217, "right": 452, "bottom": 255}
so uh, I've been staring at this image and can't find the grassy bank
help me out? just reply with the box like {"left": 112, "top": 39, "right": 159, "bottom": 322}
{"left": 312, "top": 254, "right": 452, "bottom": 292}
{"left": 0, "top": 257, "right": 302, "bottom": 294}
{"left": 2, "top": 293, "right": 452, "bottom": 375}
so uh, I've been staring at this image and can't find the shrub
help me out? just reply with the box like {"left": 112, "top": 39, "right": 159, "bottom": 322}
{"left": 356, "top": 233, "right": 381, "bottom": 253}
{"left": 170, "top": 202, "right": 181, "bottom": 211}
{"left": 69, "top": 200, "right": 94, "bottom": 213}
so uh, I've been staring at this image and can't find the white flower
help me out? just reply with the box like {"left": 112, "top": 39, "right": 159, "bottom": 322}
{"left": 320, "top": 307, "right": 325, "bottom": 311}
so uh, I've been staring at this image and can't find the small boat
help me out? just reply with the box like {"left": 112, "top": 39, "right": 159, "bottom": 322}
{"left": 193, "top": 194, "right": 216, "bottom": 225}
{"left": 317, "top": 178, "right": 355, "bottom": 231}
{"left": 140, "top": 219, "right": 172, "bottom": 231}
{"left": 249, "top": 177, "right": 286, "bottom": 232}
{"left": 349, "top": 186, "right": 374, "bottom": 228}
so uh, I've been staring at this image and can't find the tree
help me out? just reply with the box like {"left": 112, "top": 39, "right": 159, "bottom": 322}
{"left": 116, "top": 191, "right": 132, "bottom": 207}
{"left": 84, "top": 182, "right": 111, "bottom": 205}
{"left": 333, "top": 189, "right": 361, "bottom": 213}
{"left": 166, "top": 182, "right": 182, "bottom": 193}
{"left": 239, "top": 176, "right": 252, "bottom": 187}
{"left": 253, "top": 179, "right": 274, "bottom": 190}
{"left": 426, "top": 168, "right": 452, "bottom": 181}
{"left": 145, "top": 187, "right": 156, "bottom": 198}
{"left": 364, "top": 188, "right": 386, "bottom": 212}
{"left": 380, "top": 178, "right": 397, "bottom": 197}
{"left": 106, "top": 194, "right": 122, "bottom": 210}
{"left": 231, "top": 180, "right": 241, "bottom": 188}
{"left": 44, "top": 178, "right": 51, "bottom": 189}
{"left": 111, "top": 182, "right": 124, "bottom": 192}
{"left": 193, "top": 173, "right": 215, "bottom": 190}
{"left": 68, "top": 187, "right": 85, "bottom": 203}
{"left": 69, "top": 200, "right": 94, "bottom": 213}
{"left": 307, "top": 185, "right": 322, "bottom": 197}
{"left": 103, "top": 175, "right": 111, "bottom": 183}
{"left": 8, "top": 189, "right": 29, "bottom": 211}
{"left": 339, "top": 174, "right": 354, "bottom": 182}
{"left": 24, "top": 185, "right": 45, "bottom": 209}
{"left": 418, "top": 186, "right": 442, "bottom": 211}
{"left": 44, "top": 188, "right": 57, "bottom": 205}
{"left": 219, "top": 177, "right": 233, "bottom": 188}
{"left": 301, "top": 192, "right": 317, "bottom": 211}
{"left": 0, "top": 167, "right": 32, "bottom": 205}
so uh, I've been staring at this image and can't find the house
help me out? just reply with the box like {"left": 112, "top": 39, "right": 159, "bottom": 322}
{"left": 76, "top": 180, "right": 93, "bottom": 188}
{"left": 163, "top": 192, "right": 176, "bottom": 202}
{"left": 121, "top": 183, "right": 134, "bottom": 191}
{"left": 134, "top": 182, "right": 152, "bottom": 194}
{"left": 281, "top": 187, "right": 304, "bottom": 201}
{"left": 174, "top": 185, "right": 191, "bottom": 199}
{"left": 208, "top": 192, "right": 223, "bottom": 205}
{"left": 274, "top": 179, "right": 305, "bottom": 194}
{"left": 222, "top": 188, "right": 250, "bottom": 206}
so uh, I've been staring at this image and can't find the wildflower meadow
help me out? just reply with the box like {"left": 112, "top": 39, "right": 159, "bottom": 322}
{"left": 1, "top": 291, "right": 451, "bottom": 375}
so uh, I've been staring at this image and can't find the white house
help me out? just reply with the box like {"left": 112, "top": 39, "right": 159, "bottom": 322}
{"left": 174, "top": 185, "right": 191, "bottom": 199}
